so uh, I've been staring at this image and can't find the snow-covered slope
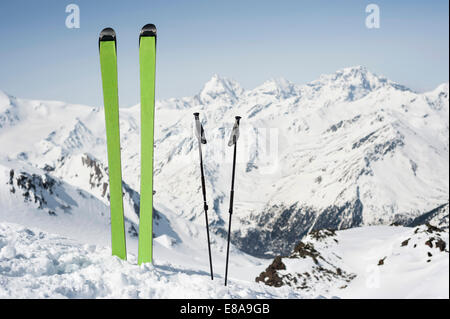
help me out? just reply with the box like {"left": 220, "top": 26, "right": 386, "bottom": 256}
{"left": 256, "top": 224, "right": 449, "bottom": 298}
{"left": 0, "top": 222, "right": 302, "bottom": 299}
{"left": 2, "top": 221, "right": 446, "bottom": 298}
{"left": 0, "top": 66, "right": 448, "bottom": 259}
{"left": 0, "top": 158, "right": 120, "bottom": 246}
{"left": 0, "top": 157, "right": 270, "bottom": 290}
{"left": 407, "top": 203, "right": 449, "bottom": 229}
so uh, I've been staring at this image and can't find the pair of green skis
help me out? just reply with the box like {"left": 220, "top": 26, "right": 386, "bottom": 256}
{"left": 99, "top": 24, "right": 156, "bottom": 265}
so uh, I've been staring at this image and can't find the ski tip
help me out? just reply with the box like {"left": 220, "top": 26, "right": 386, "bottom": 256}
{"left": 193, "top": 112, "right": 200, "bottom": 118}
{"left": 99, "top": 27, "right": 116, "bottom": 42}
{"left": 235, "top": 116, "right": 242, "bottom": 123}
{"left": 140, "top": 24, "right": 157, "bottom": 38}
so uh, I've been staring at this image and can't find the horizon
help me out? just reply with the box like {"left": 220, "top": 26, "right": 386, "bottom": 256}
{"left": 0, "top": 0, "right": 448, "bottom": 106}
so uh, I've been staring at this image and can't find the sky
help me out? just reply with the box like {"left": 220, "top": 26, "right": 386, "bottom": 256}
{"left": 0, "top": 0, "right": 448, "bottom": 107}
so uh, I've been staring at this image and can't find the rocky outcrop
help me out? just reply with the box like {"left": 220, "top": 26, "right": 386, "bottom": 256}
{"left": 256, "top": 229, "right": 356, "bottom": 293}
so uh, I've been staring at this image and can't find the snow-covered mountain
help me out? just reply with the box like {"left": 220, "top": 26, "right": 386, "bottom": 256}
{"left": 0, "top": 66, "right": 448, "bottom": 261}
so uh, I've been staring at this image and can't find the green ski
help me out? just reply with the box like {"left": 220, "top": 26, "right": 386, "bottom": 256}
{"left": 138, "top": 24, "right": 157, "bottom": 265}
{"left": 99, "top": 27, "right": 127, "bottom": 260}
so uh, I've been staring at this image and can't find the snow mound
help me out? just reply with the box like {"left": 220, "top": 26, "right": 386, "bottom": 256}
{"left": 0, "top": 222, "right": 304, "bottom": 299}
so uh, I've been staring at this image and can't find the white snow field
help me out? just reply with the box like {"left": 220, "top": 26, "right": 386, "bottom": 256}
{"left": 0, "top": 222, "right": 301, "bottom": 299}
{"left": 0, "top": 222, "right": 447, "bottom": 298}
{"left": 335, "top": 225, "right": 449, "bottom": 299}
{"left": 256, "top": 225, "right": 448, "bottom": 299}
{"left": 0, "top": 66, "right": 448, "bottom": 298}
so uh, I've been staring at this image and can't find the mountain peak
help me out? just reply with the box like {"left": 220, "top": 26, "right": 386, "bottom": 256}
{"left": 433, "top": 82, "right": 449, "bottom": 94}
{"left": 334, "top": 66, "right": 410, "bottom": 91}
{"left": 425, "top": 82, "right": 449, "bottom": 111}
{"left": 305, "top": 65, "right": 410, "bottom": 101}
{"left": 251, "top": 77, "right": 299, "bottom": 99}
{"left": 197, "top": 74, "right": 244, "bottom": 105}
{"left": 330, "top": 65, "right": 379, "bottom": 83}
{"left": 338, "top": 65, "right": 368, "bottom": 73}
{"left": 0, "top": 90, "right": 13, "bottom": 112}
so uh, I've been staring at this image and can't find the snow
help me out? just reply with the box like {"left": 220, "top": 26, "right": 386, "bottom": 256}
{"left": 198, "top": 74, "right": 244, "bottom": 105}
{"left": 1, "top": 221, "right": 445, "bottom": 298}
{"left": 334, "top": 226, "right": 449, "bottom": 298}
{"left": 258, "top": 225, "right": 448, "bottom": 298}
{"left": 0, "top": 157, "right": 273, "bottom": 290}
{"left": 0, "top": 222, "right": 302, "bottom": 299}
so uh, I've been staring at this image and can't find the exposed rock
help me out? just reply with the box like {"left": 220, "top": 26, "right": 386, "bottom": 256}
{"left": 81, "top": 154, "right": 104, "bottom": 190}
{"left": 407, "top": 204, "right": 449, "bottom": 230}
{"left": 292, "top": 242, "right": 320, "bottom": 263}
{"left": 256, "top": 229, "right": 356, "bottom": 293}
{"left": 235, "top": 200, "right": 362, "bottom": 257}
{"left": 435, "top": 239, "right": 446, "bottom": 252}
{"left": 425, "top": 238, "right": 434, "bottom": 248}
{"left": 309, "top": 229, "right": 336, "bottom": 241}
{"left": 401, "top": 238, "right": 410, "bottom": 247}
{"left": 378, "top": 257, "right": 386, "bottom": 266}
{"left": 425, "top": 223, "right": 442, "bottom": 233}
{"left": 255, "top": 256, "right": 286, "bottom": 287}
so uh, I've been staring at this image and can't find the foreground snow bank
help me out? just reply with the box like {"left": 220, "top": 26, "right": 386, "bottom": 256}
{"left": 0, "top": 222, "right": 303, "bottom": 299}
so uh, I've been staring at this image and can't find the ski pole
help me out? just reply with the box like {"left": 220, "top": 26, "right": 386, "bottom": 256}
{"left": 193, "top": 113, "right": 214, "bottom": 280}
{"left": 224, "top": 116, "right": 241, "bottom": 286}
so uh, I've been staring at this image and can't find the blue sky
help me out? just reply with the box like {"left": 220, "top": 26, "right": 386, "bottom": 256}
{"left": 0, "top": 0, "right": 448, "bottom": 106}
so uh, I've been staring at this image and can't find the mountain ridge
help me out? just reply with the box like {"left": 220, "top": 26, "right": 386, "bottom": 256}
{"left": 0, "top": 66, "right": 448, "bottom": 258}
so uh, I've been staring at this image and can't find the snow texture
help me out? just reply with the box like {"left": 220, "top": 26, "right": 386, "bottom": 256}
{"left": 256, "top": 225, "right": 448, "bottom": 298}
{"left": 0, "top": 222, "right": 302, "bottom": 299}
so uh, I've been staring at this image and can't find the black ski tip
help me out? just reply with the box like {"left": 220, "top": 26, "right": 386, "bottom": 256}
{"left": 140, "top": 24, "right": 157, "bottom": 38}
{"left": 99, "top": 27, "right": 116, "bottom": 42}
{"left": 99, "top": 27, "right": 117, "bottom": 52}
{"left": 193, "top": 112, "right": 200, "bottom": 118}
{"left": 235, "top": 116, "right": 242, "bottom": 123}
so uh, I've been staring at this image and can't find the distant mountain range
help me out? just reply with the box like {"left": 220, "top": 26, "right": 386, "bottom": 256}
{"left": 1, "top": 66, "right": 448, "bottom": 259}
